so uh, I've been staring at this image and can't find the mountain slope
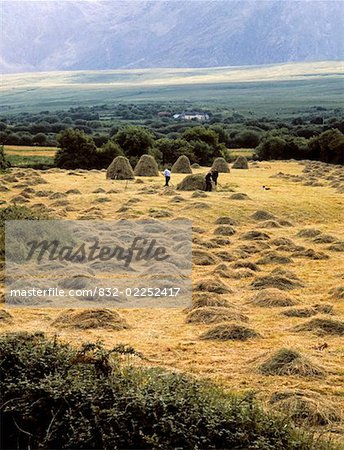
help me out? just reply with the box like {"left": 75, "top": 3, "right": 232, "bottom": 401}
{"left": 1, "top": 0, "right": 343, "bottom": 73}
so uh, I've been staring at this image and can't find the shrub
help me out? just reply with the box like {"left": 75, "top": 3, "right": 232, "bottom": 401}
{"left": 0, "top": 145, "right": 10, "bottom": 170}
{"left": 308, "top": 129, "right": 344, "bottom": 164}
{"left": 95, "top": 140, "right": 124, "bottom": 169}
{"left": 55, "top": 128, "right": 98, "bottom": 169}
{"left": 115, "top": 126, "right": 154, "bottom": 157}
{"left": 0, "top": 333, "right": 330, "bottom": 450}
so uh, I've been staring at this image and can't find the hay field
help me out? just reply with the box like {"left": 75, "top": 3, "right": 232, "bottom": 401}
{"left": 1, "top": 160, "right": 344, "bottom": 442}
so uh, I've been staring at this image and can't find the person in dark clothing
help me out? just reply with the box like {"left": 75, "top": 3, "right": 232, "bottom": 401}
{"left": 205, "top": 171, "right": 212, "bottom": 191}
{"left": 212, "top": 169, "right": 219, "bottom": 189}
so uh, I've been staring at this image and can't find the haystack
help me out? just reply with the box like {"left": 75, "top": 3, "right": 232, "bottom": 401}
{"left": 293, "top": 318, "right": 344, "bottom": 336}
{"left": 134, "top": 154, "right": 159, "bottom": 176}
{"left": 250, "top": 289, "right": 297, "bottom": 307}
{"left": 176, "top": 174, "right": 205, "bottom": 191}
{"left": 186, "top": 307, "right": 248, "bottom": 324}
{"left": 251, "top": 276, "right": 304, "bottom": 290}
{"left": 52, "top": 308, "right": 128, "bottom": 330}
{"left": 193, "top": 278, "right": 232, "bottom": 294}
{"left": 200, "top": 324, "right": 259, "bottom": 341}
{"left": 251, "top": 210, "right": 276, "bottom": 221}
{"left": 190, "top": 292, "right": 232, "bottom": 310}
{"left": 191, "top": 163, "right": 200, "bottom": 169}
{"left": 106, "top": 156, "right": 135, "bottom": 180}
{"left": 171, "top": 155, "right": 192, "bottom": 173}
{"left": 212, "top": 157, "right": 230, "bottom": 173}
{"left": 258, "top": 348, "right": 325, "bottom": 377}
{"left": 269, "top": 390, "right": 340, "bottom": 425}
{"left": 232, "top": 155, "right": 249, "bottom": 169}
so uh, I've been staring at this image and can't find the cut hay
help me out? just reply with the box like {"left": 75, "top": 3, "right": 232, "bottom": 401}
{"left": 52, "top": 308, "right": 128, "bottom": 330}
{"left": 0, "top": 309, "right": 13, "bottom": 324}
{"left": 213, "top": 225, "right": 236, "bottom": 236}
{"left": 257, "top": 251, "right": 292, "bottom": 265}
{"left": 171, "top": 155, "right": 192, "bottom": 173}
{"left": 232, "top": 155, "right": 249, "bottom": 169}
{"left": 191, "top": 163, "right": 200, "bottom": 169}
{"left": 212, "top": 157, "right": 230, "bottom": 173}
{"left": 186, "top": 307, "right": 248, "bottom": 324}
{"left": 193, "top": 249, "right": 219, "bottom": 266}
{"left": 329, "top": 286, "right": 344, "bottom": 300}
{"left": 313, "top": 234, "right": 337, "bottom": 244}
{"left": 134, "top": 154, "right": 159, "bottom": 176}
{"left": 66, "top": 189, "right": 81, "bottom": 195}
{"left": 200, "top": 324, "right": 259, "bottom": 341}
{"left": 269, "top": 390, "right": 340, "bottom": 425}
{"left": 251, "top": 210, "right": 276, "bottom": 221}
{"left": 193, "top": 278, "right": 232, "bottom": 294}
{"left": 257, "top": 220, "right": 281, "bottom": 229}
{"left": 270, "top": 267, "right": 301, "bottom": 280}
{"left": 250, "top": 289, "right": 297, "bottom": 307}
{"left": 191, "top": 190, "right": 207, "bottom": 198}
{"left": 293, "top": 318, "right": 344, "bottom": 336}
{"left": 240, "top": 230, "right": 270, "bottom": 241}
{"left": 232, "top": 268, "right": 255, "bottom": 279}
{"left": 258, "top": 348, "right": 325, "bottom": 377}
{"left": 327, "top": 241, "right": 344, "bottom": 252}
{"left": 106, "top": 156, "right": 135, "bottom": 180}
{"left": 214, "top": 216, "right": 236, "bottom": 225}
{"left": 282, "top": 308, "right": 317, "bottom": 318}
{"left": 176, "top": 174, "right": 205, "bottom": 191}
{"left": 215, "top": 251, "right": 236, "bottom": 262}
{"left": 191, "top": 293, "right": 233, "bottom": 310}
{"left": 230, "top": 193, "right": 250, "bottom": 200}
{"left": 232, "top": 261, "right": 260, "bottom": 271}
{"left": 296, "top": 229, "right": 322, "bottom": 238}
{"left": 312, "top": 303, "right": 334, "bottom": 314}
{"left": 271, "top": 237, "right": 295, "bottom": 246}
{"left": 251, "top": 276, "right": 304, "bottom": 290}
{"left": 292, "top": 248, "right": 329, "bottom": 260}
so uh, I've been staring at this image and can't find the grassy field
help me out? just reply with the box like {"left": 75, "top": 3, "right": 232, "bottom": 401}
{"left": 1, "top": 160, "right": 344, "bottom": 444}
{"left": 1, "top": 61, "right": 343, "bottom": 114}
{"left": 3, "top": 146, "right": 255, "bottom": 167}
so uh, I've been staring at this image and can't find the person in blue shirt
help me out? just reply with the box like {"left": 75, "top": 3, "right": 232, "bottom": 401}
{"left": 163, "top": 168, "right": 171, "bottom": 186}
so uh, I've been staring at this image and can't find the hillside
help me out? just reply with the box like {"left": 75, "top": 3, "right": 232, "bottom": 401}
{"left": 1, "top": 0, "right": 343, "bottom": 73}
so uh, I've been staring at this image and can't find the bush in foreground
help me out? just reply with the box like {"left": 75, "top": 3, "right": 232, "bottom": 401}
{"left": 0, "top": 333, "right": 333, "bottom": 450}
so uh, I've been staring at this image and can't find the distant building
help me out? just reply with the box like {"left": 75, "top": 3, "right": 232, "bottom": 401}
{"left": 173, "top": 112, "right": 210, "bottom": 121}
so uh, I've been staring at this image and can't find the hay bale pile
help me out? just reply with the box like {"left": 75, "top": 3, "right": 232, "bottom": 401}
{"left": 171, "top": 155, "right": 192, "bottom": 173}
{"left": 200, "top": 324, "right": 260, "bottom": 341}
{"left": 212, "top": 157, "right": 230, "bottom": 173}
{"left": 52, "top": 308, "right": 128, "bottom": 330}
{"left": 232, "top": 156, "right": 249, "bottom": 169}
{"left": 293, "top": 318, "right": 344, "bottom": 336}
{"left": 134, "top": 154, "right": 159, "bottom": 176}
{"left": 176, "top": 174, "right": 205, "bottom": 191}
{"left": 269, "top": 390, "right": 340, "bottom": 425}
{"left": 186, "top": 307, "right": 248, "bottom": 324}
{"left": 258, "top": 348, "right": 325, "bottom": 377}
{"left": 250, "top": 289, "right": 297, "bottom": 307}
{"left": 106, "top": 156, "right": 135, "bottom": 180}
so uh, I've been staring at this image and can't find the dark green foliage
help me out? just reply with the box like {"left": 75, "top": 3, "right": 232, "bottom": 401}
{"left": 95, "top": 140, "right": 124, "bottom": 169}
{"left": 55, "top": 128, "right": 98, "bottom": 169}
{"left": 0, "top": 333, "right": 331, "bottom": 450}
{"left": 234, "top": 130, "right": 261, "bottom": 148}
{"left": 115, "top": 125, "right": 154, "bottom": 157}
{"left": 155, "top": 137, "right": 195, "bottom": 164}
{"left": 0, "top": 144, "right": 10, "bottom": 169}
{"left": 308, "top": 129, "right": 344, "bottom": 164}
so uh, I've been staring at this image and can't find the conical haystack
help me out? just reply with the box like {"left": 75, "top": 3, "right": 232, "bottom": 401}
{"left": 106, "top": 156, "right": 135, "bottom": 180}
{"left": 134, "top": 154, "right": 159, "bottom": 176}
{"left": 212, "top": 157, "right": 229, "bottom": 173}
{"left": 171, "top": 155, "right": 192, "bottom": 173}
{"left": 177, "top": 174, "right": 205, "bottom": 191}
{"left": 232, "top": 155, "right": 249, "bottom": 169}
